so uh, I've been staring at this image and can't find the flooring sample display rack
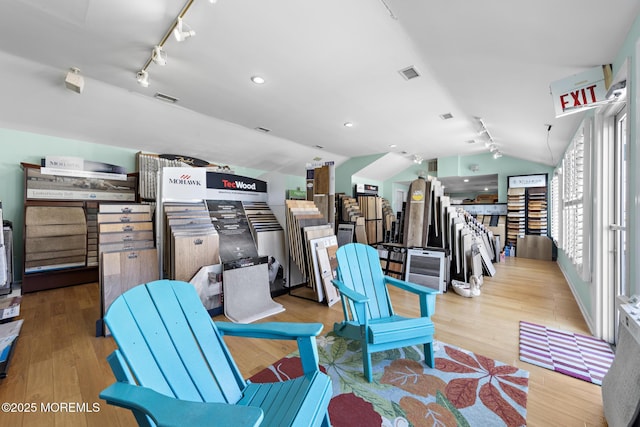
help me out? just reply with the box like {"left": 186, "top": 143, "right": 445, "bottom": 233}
{"left": 158, "top": 167, "right": 284, "bottom": 323}
{"left": 21, "top": 162, "right": 137, "bottom": 293}
{"left": 507, "top": 174, "right": 549, "bottom": 250}
{"left": 97, "top": 203, "right": 158, "bottom": 336}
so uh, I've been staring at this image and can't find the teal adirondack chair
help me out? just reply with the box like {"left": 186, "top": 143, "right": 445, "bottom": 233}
{"left": 332, "top": 243, "right": 438, "bottom": 382}
{"left": 99, "top": 280, "right": 332, "bottom": 427}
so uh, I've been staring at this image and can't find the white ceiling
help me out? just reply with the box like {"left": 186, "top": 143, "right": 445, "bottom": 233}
{"left": 0, "top": 0, "right": 637, "bottom": 178}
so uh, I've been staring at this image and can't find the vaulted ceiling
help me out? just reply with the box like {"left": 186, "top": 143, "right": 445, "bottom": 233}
{"left": 0, "top": 0, "right": 637, "bottom": 178}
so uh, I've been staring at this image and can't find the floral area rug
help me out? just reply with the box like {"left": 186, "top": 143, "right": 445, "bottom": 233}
{"left": 250, "top": 333, "right": 529, "bottom": 427}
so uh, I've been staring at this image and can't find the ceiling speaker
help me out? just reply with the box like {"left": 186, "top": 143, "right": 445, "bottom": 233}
{"left": 65, "top": 67, "right": 84, "bottom": 94}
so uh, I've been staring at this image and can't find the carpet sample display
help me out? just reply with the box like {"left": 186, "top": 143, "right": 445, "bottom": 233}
{"left": 251, "top": 334, "right": 529, "bottom": 427}
{"left": 519, "top": 320, "right": 615, "bottom": 385}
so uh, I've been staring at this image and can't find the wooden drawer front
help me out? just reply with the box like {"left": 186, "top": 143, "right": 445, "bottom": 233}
{"left": 27, "top": 224, "right": 87, "bottom": 238}
{"left": 25, "top": 206, "right": 86, "bottom": 225}
{"left": 99, "top": 204, "right": 152, "bottom": 214}
{"left": 25, "top": 256, "right": 86, "bottom": 272}
{"left": 99, "top": 240, "right": 155, "bottom": 253}
{"left": 99, "top": 222, "right": 153, "bottom": 233}
{"left": 25, "top": 249, "right": 87, "bottom": 261}
{"left": 25, "top": 235, "right": 87, "bottom": 253}
{"left": 97, "top": 213, "right": 151, "bottom": 223}
{"left": 99, "top": 231, "right": 154, "bottom": 244}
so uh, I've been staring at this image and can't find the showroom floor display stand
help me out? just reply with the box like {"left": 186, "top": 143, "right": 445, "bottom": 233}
{"left": 157, "top": 167, "right": 285, "bottom": 323}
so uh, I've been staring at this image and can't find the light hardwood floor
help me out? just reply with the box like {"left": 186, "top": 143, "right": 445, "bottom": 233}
{"left": 0, "top": 257, "right": 607, "bottom": 427}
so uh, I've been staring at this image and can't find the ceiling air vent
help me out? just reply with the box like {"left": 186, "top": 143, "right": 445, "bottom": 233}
{"left": 154, "top": 92, "right": 178, "bottom": 103}
{"left": 399, "top": 66, "right": 420, "bottom": 80}
{"left": 255, "top": 126, "right": 271, "bottom": 133}
{"left": 427, "top": 159, "right": 437, "bottom": 173}
{"left": 439, "top": 112, "right": 454, "bottom": 120}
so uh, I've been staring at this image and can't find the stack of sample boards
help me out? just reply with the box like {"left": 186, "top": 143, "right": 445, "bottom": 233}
{"left": 243, "top": 201, "right": 286, "bottom": 290}
{"left": 506, "top": 187, "right": 526, "bottom": 247}
{"left": 285, "top": 199, "right": 339, "bottom": 304}
{"left": 358, "top": 195, "right": 383, "bottom": 244}
{"left": 207, "top": 200, "right": 283, "bottom": 323}
{"left": 338, "top": 195, "right": 366, "bottom": 244}
{"left": 86, "top": 204, "right": 99, "bottom": 266}
{"left": 98, "top": 203, "right": 158, "bottom": 335}
{"left": 164, "top": 201, "right": 219, "bottom": 282}
{"left": 24, "top": 206, "right": 86, "bottom": 273}
{"left": 526, "top": 187, "right": 548, "bottom": 236}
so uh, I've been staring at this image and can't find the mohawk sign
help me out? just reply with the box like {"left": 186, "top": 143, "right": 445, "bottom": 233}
{"left": 168, "top": 174, "right": 203, "bottom": 186}
{"left": 162, "top": 167, "right": 207, "bottom": 200}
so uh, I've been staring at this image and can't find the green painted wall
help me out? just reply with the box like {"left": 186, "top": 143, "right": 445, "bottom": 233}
{"left": 335, "top": 153, "right": 385, "bottom": 195}
{"left": 437, "top": 153, "right": 554, "bottom": 202}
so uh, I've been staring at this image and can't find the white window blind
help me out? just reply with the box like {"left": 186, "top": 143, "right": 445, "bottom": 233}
{"left": 550, "top": 174, "right": 560, "bottom": 245}
{"left": 562, "top": 130, "right": 585, "bottom": 268}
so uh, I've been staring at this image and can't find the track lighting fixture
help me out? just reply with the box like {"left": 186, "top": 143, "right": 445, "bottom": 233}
{"left": 173, "top": 17, "right": 195, "bottom": 42}
{"left": 152, "top": 45, "right": 167, "bottom": 66}
{"left": 134, "top": 0, "right": 198, "bottom": 89}
{"left": 476, "top": 117, "right": 504, "bottom": 159}
{"left": 136, "top": 70, "right": 149, "bottom": 87}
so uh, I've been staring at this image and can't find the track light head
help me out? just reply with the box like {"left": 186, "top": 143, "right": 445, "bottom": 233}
{"left": 152, "top": 45, "right": 167, "bottom": 66}
{"left": 136, "top": 70, "right": 149, "bottom": 87}
{"left": 173, "top": 18, "right": 195, "bottom": 42}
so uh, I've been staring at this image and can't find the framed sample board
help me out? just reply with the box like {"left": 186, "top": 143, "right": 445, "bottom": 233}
{"left": 405, "top": 248, "right": 447, "bottom": 293}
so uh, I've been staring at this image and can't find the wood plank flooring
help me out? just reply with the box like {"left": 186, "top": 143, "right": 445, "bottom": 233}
{"left": 0, "top": 257, "right": 607, "bottom": 426}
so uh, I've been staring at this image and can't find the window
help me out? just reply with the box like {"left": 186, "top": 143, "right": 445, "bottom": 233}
{"left": 549, "top": 174, "right": 560, "bottom": 245}
{"left": 562, "top": 127, "right": 585, "bottom": 269}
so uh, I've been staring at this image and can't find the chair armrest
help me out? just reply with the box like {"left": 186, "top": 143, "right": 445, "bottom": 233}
{"left": 216, "top": 322, "right": 324, "bottom": 376}
{"left": 215, "top": 321, "right": 323, "bottom": 340}
{"left": 332, "top": 279, "right": 369, "bottom": 303}
{"left": 384, "top": 276, "right": 440, "bottom": 295}
{"left": 384, "top": 276, "right": 437, "bottom": 317}
{"left": 100, "top": 382, "right": 263, "bottom": 427}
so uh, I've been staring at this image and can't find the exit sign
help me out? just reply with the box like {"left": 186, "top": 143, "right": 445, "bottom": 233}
{"left": 550, "top": 66, "right": 608, "bottom": 117}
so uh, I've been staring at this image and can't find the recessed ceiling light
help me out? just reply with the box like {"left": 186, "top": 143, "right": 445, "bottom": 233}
{"left": 463, "top": 179, "right": 469, "bottom": 183}
{"left": 389, "top": 144, "right": 397, "bottom": 148}
{"left": 344, "top": 122, "right": 353, "bottom": 128}
{"left": 484, "top": 187, "right": 489, "bottom": 191}
{"left": 251, "top": 75, "right": 265, "bottom": 84}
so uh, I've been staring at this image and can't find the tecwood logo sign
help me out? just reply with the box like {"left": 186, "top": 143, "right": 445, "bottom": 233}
{"left": 207, "top": 173, "right": 267, "bottom": 193}
{"left": 222, "top": 179, "right": 257, "bottom": 190}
